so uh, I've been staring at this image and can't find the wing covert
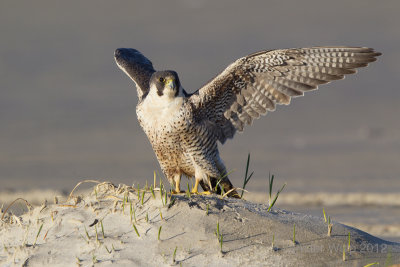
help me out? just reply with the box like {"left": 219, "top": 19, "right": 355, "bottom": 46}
{"left": 114, "top": 48, "right": 156, "bottom": 101}
{"left": 189, "top": 46, "right": 381, "bottom": 144}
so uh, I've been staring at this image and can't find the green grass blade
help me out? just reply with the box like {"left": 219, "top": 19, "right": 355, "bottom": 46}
{"left": 267, "top": 182, "right": 286, "bottom": 212}
{"left": 268, "top": 173, "right": 274, "bottom": 205}
{"left": 173, "top": 246, "right": 177, "bottom": 263}
{"left": 33, "top": 223, "right": 44, "bottom": 246}
{"left": 132, "top": 223, "right": 140, "bottom": 237}
{"left": 293, "top": 223, "right": 296, "bottom": 245}
{"left": 158, "top": 226, "right": 162, "bottom": 241}
{"left": 241, "top": 153, "right": 254, "bottom": 198}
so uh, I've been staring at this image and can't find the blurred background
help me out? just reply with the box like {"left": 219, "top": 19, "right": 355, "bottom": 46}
{"left": 1, "top": 0, "right": 399, "bottom": 240}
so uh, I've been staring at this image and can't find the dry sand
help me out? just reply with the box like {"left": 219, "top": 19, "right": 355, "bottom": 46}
{"left": 1, "top": 182, "right": 399, "bottom": 267}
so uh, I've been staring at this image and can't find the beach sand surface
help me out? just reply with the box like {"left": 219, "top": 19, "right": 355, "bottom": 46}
{"left": 1, "top": 183, "right": 399, "bottom": 266}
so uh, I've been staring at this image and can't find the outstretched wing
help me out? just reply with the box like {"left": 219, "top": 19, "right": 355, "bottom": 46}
{"left": 114, "top": 48, "right": 156, "bottom": 101}
{"left": 189, "top": 46, "right": 381, "bottom": 144}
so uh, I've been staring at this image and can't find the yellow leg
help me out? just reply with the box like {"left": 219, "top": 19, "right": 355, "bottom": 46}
{"left": 191, "top": 179, "right": 212, "bottom": 195}
{"left": 172, "top": 174, "right": 183, "bottom": 194}
{"left": 191, "top": 179, "right": 200, "bottom": 194}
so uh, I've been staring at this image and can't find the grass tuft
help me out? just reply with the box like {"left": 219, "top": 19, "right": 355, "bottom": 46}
{"left": 172, "top": 246, "right": 178, "bottom": 263}
{"left": 141, "top": 190, "right": 145, "bottom": 205}
{"left": 216, "top": 220, "right": 223, "bottom": 252}
{"left": 327, "top": 216, "right": 332, "bottom": 237}
{"left": 342, "top": 244, "right": 346, "bottom": 261}
{"left": 214, "top": 170, "right": 235, "bottom": 194}
{"left": 33, "top": 223, "right": 44, "bottom": 246}
{"left": 158, "top": 226, "right": 162, "bottom": 241}
{"left": 348, "top": 232, "right": 351, "bottom": 252}
{"left": 267, "top": 173, "right": 286, "bottom": 212}
{"left": 80, "top": 234, "right": 89, "bottom": 244}
{"left": 132, "top": 223, "right": 140, "bottom": 237}
{"left": 241, "top": 153, "right": 254, "bottom": 198}
{"left": 186, "top": 182, "right": 191, "bottom": 198}
{"left": 92, "top": 254, "right": 98, "bottom": 264}
{"left": 323, "top": 207, "right": 327, "bottom": 223}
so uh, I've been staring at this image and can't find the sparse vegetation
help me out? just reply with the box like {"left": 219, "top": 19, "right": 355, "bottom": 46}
{"left": 267, "top": 173, "right": 286, "bottom": 212}
{"left": 241, "top": 153, "right": 254, "bottom": 198}
{"left": 132, "top": 223, "right": 140, "bottom": 237}
{"left": 105, "top": 245, "right": 112, "bottom": 254}
{"left": 327, "top": 216, "right": 332, "bottom": 237}
{"left": 33, "top": 223, "right": 44, "bottom": 246}
{"left": 0, "top": 168, "right": 394, "bottom": 266}
{"left": 141, "top": 190, "right": 145, "bottom": 205}
{"left": 342, "top": 244, "right": 346, "bottom": 261}
{"left": 347, "top": 232, "right": 350, "bottom": 252}
{"left": 158, "top": 226, "right": 162, "bottom": 241}
{"left": 186, "top": 182, "right": 191, "bottom": 199}
{"left": 172, "top": 246, "right": 177, "bottom": 263}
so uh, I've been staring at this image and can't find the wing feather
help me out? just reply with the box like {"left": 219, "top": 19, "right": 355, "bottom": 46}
{"left": 114, "top": 48, "right": 155, "bottom": 101}
{"left": 189, "top": 46, "right": 381, "bottom": 144}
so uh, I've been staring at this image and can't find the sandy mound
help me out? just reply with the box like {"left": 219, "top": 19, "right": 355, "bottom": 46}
{"left": 1, "top": 182, "right": 399, "bottom": 266}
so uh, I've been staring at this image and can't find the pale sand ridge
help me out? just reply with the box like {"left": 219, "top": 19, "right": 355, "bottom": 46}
{"left": 1, "top": 183, "right": 399, "bottom": 266}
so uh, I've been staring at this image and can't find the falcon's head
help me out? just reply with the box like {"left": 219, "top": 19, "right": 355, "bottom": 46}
{"left": 149, "top": 71, "right": 183, "bottom": 99}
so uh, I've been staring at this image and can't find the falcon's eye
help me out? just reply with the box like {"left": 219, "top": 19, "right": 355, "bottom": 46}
{"left": 159, "top": 77, "right": 165, "bottom": 83}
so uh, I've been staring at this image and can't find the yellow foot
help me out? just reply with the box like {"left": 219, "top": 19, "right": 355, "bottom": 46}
{"left": 191, "top": 188, "right": 198, "bottom": 194}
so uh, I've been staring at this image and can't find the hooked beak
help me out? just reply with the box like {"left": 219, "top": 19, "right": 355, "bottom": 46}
{"left": 166, "top": 79, "right": 176, "bottom": 90}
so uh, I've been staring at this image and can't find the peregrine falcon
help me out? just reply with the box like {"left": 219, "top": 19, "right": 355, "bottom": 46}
{"left": 114, "top": 46, "right": 380, "bottom": 198}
